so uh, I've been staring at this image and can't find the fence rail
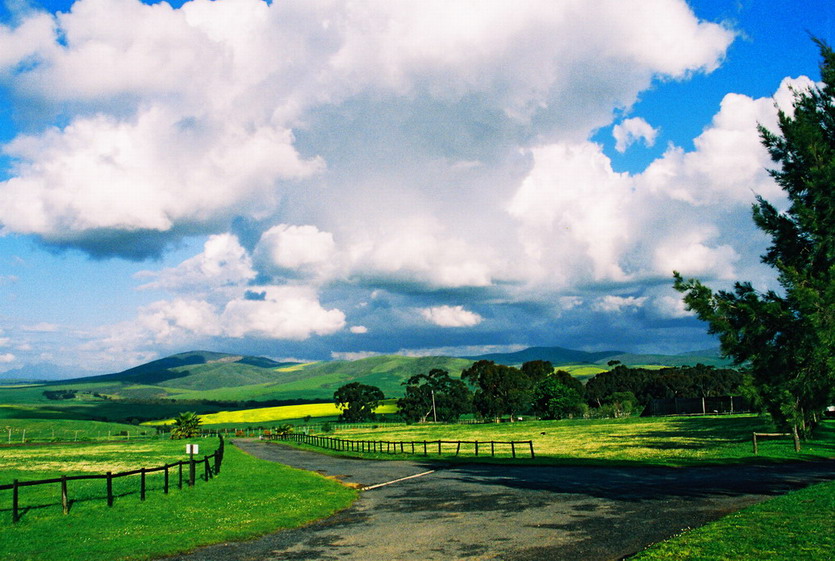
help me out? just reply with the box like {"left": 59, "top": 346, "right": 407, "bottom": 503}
{"left": 268, "top": 433, "right": 535, "bottom": 459}
{"left": 0, "top": 436, "right": 225, "bottom": 523}
{"left": 752, "top": 431, "right": 800, "bottom": 454}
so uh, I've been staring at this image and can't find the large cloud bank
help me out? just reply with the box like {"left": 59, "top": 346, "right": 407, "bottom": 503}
{"left": 0, "top": 0, "right": 809, "bottom": 368}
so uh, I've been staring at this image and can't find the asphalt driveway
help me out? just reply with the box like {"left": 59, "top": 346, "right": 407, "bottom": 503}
{"left": 160, "top": 439, "right": 835, "bottom": 561}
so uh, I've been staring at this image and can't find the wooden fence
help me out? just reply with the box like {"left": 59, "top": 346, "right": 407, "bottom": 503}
{"left": 269, "top": 433, "right": 535, "bottom": 459}
{"left": 0, "top": 436, "right": 225, "bottom": 523}
{"left": 752, "top": 431, "right": 800, "bottom": 454}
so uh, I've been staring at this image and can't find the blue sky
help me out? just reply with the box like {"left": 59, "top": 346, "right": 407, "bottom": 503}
{"left": 0, "top": 0, "right": 832, "bottom": 377}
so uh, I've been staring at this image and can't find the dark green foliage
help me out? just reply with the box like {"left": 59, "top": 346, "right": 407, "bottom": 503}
{"left": 532, "top": 377, "right": 584, "bottom": 420}
{"left": 397, "top": 369, "right": 472, "bottom": 423}
{"left": 608, "top": 391, "right": 640, "bottom": 418}
{"left": 585, "top": 365, "right": 743, "bottom": 407}
{"left": 461, "top": 360, "right": 545, "bottom": 421}
{"left": 520, "top": 360, "right": 554, "bottom": 382}
{"left": 333, "top": 382, "right": 385, "bottom": 422}
{"left": 530, "top": 367, "right": 586, "bottom": 420}
{"left": 674, "top": 40, "right": 835, "bottom": 437}
{"left": 170, "top": 411, "right": 202, "bottom": 439}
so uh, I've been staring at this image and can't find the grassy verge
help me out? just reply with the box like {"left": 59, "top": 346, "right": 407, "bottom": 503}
{"left": 0, "top": 441, "right": 357, "bottom": 561}
{"left": 630, "top": 479, "right": 835, "bottom": 560}
{"left": 281, "top": 415, "right": 835, "bottom": 466}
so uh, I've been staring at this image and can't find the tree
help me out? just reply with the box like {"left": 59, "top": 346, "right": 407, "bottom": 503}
{"left": 334, "top": 382, "right": 385, "bottom": 422}
{"left": 170, "top": 411, "right": 201, "bottom": 439}
{"left": 397, "top": 369, "right": 471, "bottom": 423}
{"left": 461, "top": 360, "right": 535, "bottom": 422}
{"left": 674, "top": 40, "right": 835, "bottom": 439}
{"left": 532, "top": 377, "right": 584, "bottom": 419}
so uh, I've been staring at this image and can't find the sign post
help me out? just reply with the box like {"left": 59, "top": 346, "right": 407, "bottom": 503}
{"left": 186, "top": 444, "right": 199, "bottom": 486}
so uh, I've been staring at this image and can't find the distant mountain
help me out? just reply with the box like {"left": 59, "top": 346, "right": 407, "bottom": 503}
{"left": 462, "top": 346, "right": 733, "bottom": 369}
{"left": 45, "top": 351, "right": 472, "bottom": 401}
{"left": 464, "top": 346, "right": 624, "bottom": 366}
{"left": 0, "top": 362, "right": 98, "bottom": 381}
{"left": 65, "top": 351, "right": 298, "bottom": 386}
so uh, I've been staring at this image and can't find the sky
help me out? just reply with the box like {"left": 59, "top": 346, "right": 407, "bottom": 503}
{"left": 0, "top": 0, "right": 833, "bottom": 377}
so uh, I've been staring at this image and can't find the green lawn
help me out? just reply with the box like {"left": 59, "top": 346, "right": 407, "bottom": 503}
{"left": 294, "top": 415, "right": 835, "bottom": 466}
{"left": 0, "top": 440, "right": 357, "bottom": 561}
{"left": 630, "top": 479, "right": 835, "bottom": 560}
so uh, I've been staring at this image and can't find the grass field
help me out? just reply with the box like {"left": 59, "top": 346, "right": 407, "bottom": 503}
{"left": 289, "top": 415, "right": 835, "bottom": 466}
{"left": 0, "top": 417, "right": 157, "bottom": 443}
{"left": 0, "top": 439, "right": 357, "bottom": 561}
{"left": 630, "top": 478, "right": 835, "bottom": 560}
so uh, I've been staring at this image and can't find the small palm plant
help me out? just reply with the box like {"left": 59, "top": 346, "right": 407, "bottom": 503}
{"left": 170, "top": 411, "right": 202, "bottom": 439}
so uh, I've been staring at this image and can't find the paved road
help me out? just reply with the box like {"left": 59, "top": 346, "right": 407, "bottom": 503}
{"left": 162, "top": 440, "right": 835, "bottom": 561}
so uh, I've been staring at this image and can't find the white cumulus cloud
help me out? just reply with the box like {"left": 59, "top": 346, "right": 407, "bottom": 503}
{"left": 137, "top": 233, "right": 256, "bottom": 293}
{"left": 420, "top": 305, "right": 483, "bottom": 328}
{"left": 593, "top": 295, "right": 648, "bottom": 313}
{"left": 613, "top": 117, "right": 659, "bottom": 152}
{"left": 221, "top": 286, "right": 346, "bottom": 340}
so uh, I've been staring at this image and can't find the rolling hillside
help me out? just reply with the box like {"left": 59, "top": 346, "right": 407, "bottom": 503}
{"left": 0, "top": 347, "right": 735, "bottom": 423}
{"left": 26, "top": 352, "right": 475, "bottom": 403}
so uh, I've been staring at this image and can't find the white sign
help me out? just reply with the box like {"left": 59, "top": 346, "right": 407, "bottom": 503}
{"left": 186, "top": 444, "right": 199, "bottom": 455}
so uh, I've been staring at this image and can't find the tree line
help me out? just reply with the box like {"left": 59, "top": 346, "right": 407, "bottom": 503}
{"left": 332, "top": 360, "right": 745, "bottom": 423}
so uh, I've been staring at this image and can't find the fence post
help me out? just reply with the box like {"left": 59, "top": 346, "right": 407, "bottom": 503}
{"left": 437, "top": 440, "right": 441, "bottom": 454}
{"left": 204, "top": 457, "right": 210, "bottom": 481}
{"left": 529, "top": 440, "right": 535, "bottom": 459}
{"left": 423, "top": 440, "right": 427, "bottom": 456}
{"left": 178, "top": 462, "right": 183, "bottom": 489}
{"left": 61, "top": 475, "right": 69, "bottom": 514}
{"left": 189, "top": 458, "right": 196, "bottom": 487}
{"left": 752, "top": 433, "right": 758, "bottom": 455}
{"left": 164, "top": 465, "right": 170, "bottom": 494}
{"left": 455, "top": 441, "right": 461, "bottom": 456}
{"left": 106, "top": 472, "right": 113, "bottom": 507}
{"left": 475, "top": 441, "right": 479, "bottom": 457}
{"left": 511, "top": 442, "right": 516, "bottom": 458}
{"left": 491, "top": 441, "right": 495, "bottom": 457}
{"left": 140, "top": 468, "right": 146, "bottom": 501}
{"left": 12, "top": 479, "right": 19, "bottom": 523}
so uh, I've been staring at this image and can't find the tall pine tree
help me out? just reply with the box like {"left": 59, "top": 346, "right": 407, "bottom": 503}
{"left": 674, "top": 39, "right": 835, "bottom": 440}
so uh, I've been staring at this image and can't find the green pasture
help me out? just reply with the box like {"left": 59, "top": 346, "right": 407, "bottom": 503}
{"left": 0, "top": 417, "right": 156, "bottom": 443}
{"left": 0, "top": 440, "right": 357, "bottom": 561}
{"left": 290, "top": 415, "right": 835, "bottom": 466}
{"left": 630, "top": 478, "right": 835, "bottom": 560}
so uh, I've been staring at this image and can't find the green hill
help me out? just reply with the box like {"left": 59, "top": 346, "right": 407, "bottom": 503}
{"left": 466, "top": 346, "right": 622, "bottom": 365}
{"left": 0, "top": 347, "right": 735, "bottom": 424}
{"left": 10, "top": 352, "right": 474, "bottom": 405}
{"left": 260, "top": 355, "right": 475, "bottom": 399}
